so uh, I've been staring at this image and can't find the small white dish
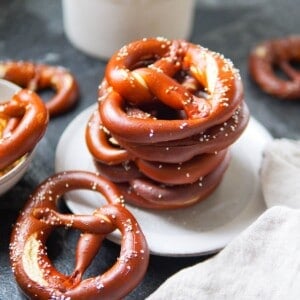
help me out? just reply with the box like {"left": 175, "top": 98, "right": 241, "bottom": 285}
{"left": 55, "top": 105, "right": 273, "bottom": 256}
{"left": 0, "top": 79, "right": 35, "bottom": 196}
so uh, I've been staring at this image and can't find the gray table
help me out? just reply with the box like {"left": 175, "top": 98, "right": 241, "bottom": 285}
{"left": 0, "top": 0, "right": 299, "bottom": 298}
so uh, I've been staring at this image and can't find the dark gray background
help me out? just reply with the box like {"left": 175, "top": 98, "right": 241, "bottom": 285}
{"left": 0, "top": 0, "right": 299, "bottom": 298}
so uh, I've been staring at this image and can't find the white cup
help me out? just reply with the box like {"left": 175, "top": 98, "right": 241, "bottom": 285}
{"left": 62, "top": 0, "right": 196, "bottom": 60}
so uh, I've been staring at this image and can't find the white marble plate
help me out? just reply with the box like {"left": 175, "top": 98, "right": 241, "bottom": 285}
{"left": 55, "top": 105, "right": 272, "bottom": 257}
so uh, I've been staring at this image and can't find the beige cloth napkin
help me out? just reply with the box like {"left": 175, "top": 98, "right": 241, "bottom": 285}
{"left": 147, "top": 138, "right": 300, "bottom": 300}
{"left": 261, "top": 138, "right": 300, "bottom": 209}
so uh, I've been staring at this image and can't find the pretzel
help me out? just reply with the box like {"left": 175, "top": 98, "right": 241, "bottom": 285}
{"left": 0, "top": 60, "right": 79, "bottom": 116}
{"left": 249, "top": 36, "right": 300, "bottom": 99}
{"left": 135, "top": 149, "right": 228, "bottom": 185}
{"left": 92, "top": 145, "right": 231, "bottom": 210}
{"left": 88, "top": 102, "right": 248, "bottom": 165}
{"left": 86, "top": 38, "right": 249, "bottom": 209}
{"left": 100, "top": 38, "right": 244, "bottom": 143}
{"left": 95, "top": 148, "right": 228, "bottom": 184}
{"left": 0, "top": 89, "right": 48, "bottom": 170}
{"left": 95, "top": 160, "right": 142, "bottom": 183}
{"left": 10, "top": 171, "right": 149, "bottom": 300}
{"left": 86, "top": 109, "right": 132, "bottom": 165}
{"left": 115, "top": 103, "right": 249, "bottom": 163}
{"left": 117, "top": 152, "right": 230, "bottom": 210}
{"left": 0, "top": 115, "right": 24, "bottom": 176}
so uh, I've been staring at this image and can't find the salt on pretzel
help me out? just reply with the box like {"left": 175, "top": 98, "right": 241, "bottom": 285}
{"left": 114, "top": 103, "right": 249, "bottom": 164}
{"left": 86, "top": 38, "right": 249, "bottom": 209}
{"left": 0, "top": 89, "right": 48, "bottom": 170}
{"left": 86, "top": 109, "right": 131, "bottom": 165}
{"left": 10, "top": 171, "right": 149, "bottom": 300}
{"left": 100, "top": 38, "right": 244, "bottom": 143}
{"left": 135, "top": 149, "right": 228, "bottom": 185}
{"left": 117, "top": 152, "right": 230, "bottom": 210}
{"left": 0, "top": 60, "right": 79, "bottom": 116}
{"left": 86, "top": 94, "right": 248, "bottom": 166}
{"left": 249, "top": 35, "right": 300, "bottom": 99}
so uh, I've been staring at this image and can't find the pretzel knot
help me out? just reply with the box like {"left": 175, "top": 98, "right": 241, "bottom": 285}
{"left": 0, "top": 61, "right": 79, "bottom": 116}
{"left": 249, "top": 35, "right": 300, "bottom": 100}
{"left": 86, "top": 38, "right": 249, "bottom": 210}
{"left": 9, "top": 171, "right": 149, "bottom": 300}
{"left": 100, "top": 38, "right": 244, "bottom": 143}
{"left": 0, "top": 89, "right": 48, "bottom": 170}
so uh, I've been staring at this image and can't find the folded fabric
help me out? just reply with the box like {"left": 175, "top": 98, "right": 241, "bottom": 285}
{"left": 261, "top": 138, "right": 300, "bottom": 209}
{"left": 148, "top": 138, "right": 300, "bottom": 299}
{"left": 147, "top": 206, "right": 300, "bottom": 300}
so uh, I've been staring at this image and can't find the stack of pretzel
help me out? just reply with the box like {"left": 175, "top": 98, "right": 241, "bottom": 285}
{"left": 86, "top": 38, "right": 250, "bottom": 210}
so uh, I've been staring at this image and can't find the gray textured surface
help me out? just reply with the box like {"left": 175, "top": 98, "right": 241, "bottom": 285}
{"left": 0, "top": 0, "right": 299, "bottom": 298}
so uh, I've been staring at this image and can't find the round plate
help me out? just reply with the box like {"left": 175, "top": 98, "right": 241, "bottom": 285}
{"left": 55, "top": 105, "right": 272, "bottom": 257}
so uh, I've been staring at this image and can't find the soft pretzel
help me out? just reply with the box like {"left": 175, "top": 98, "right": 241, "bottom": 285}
{"left": 100, "top": 38, "right": 243, "bottom": 143}
{"left": 249, "top": 35, "right": 300, "bottom": 99}
{"left": 95, "top": 149, "right": 227, "bottom": 185}
{"left": 86, "top": 109, "right": 132, "bottom": 165}
{"left": 0, "top": 89, "right": 48, "bottom": 170}
{"left": 0, "top": 60, "right": 79, "bottom": 116}
{"left": 10, "top": 171, "right": 149, "bottom": 300}
{"left": 87, "top": 101, "right": 248, "bottom": 165}
{"left": 117, "top": 152, "right": 230, "bottom": 210}
{"left": 135, "top": 149, "right": 228, "bottom": 185}
{"left": 115, "top": 103, "right": 249, "bottom": 163}
{"left": 86, "top": 38, "right": 249, "bottom": 209}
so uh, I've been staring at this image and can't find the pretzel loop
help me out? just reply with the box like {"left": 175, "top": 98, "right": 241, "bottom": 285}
{"left": 105, "top": 38, "right": 186, "bottom": 105}
{"left": 0, "top": 89, "right": 48, "bottom": 170}
{"left": 0, "top": 61, "right": 79, "bottom": 116}
{"left": 249, "top": 35, "right": 300, "bottom": 99}
{"left": 10, "top": 171, "right": 149, "bottom": 300}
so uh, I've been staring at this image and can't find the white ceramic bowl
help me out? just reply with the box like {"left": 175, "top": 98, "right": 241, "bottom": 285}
{"left": 0, "top": 79, "right": 36, "bottom": 196}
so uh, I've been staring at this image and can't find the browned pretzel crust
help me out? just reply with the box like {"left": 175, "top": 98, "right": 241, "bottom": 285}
{"left": 249, "top": 36, "right": 300, "bottom": 100}
{"left": 10, "top": 171, "right": 149, "bottom": 300}
{"left": 86, "top": 38, "right": 249, "bottom": 209}
{"left": 0, "top": 61, "right": 79, "bottom": 116}
{"left": 0, "top": 89, "right": 48, "bottom": 170}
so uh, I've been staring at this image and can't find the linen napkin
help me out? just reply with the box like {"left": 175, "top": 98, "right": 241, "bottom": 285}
{"left": 147, "top": 138, "right": 300, "bottom": 300}
{"left": 260, "top": 138, "right": 300, "bottom": 209}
